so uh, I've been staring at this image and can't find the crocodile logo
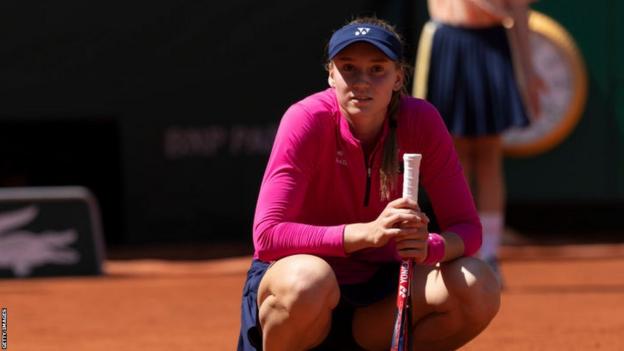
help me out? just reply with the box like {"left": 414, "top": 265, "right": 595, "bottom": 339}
{"left": 0, "top": 206, "right": 80, "bottom": 277}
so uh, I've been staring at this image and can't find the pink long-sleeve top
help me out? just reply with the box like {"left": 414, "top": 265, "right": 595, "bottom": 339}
{"left": 253, "top": 88, "right": 481, "bottom": 284}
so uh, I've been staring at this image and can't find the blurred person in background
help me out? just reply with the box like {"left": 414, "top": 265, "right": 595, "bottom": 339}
{"left": 414, "top": 0, "right": 544, "bottom": 284}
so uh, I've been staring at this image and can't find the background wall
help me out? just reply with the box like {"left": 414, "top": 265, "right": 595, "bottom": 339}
{"left": 0, "top": 0, "right": 621, "bottom": 246}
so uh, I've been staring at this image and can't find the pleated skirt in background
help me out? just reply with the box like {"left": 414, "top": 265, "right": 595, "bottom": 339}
{"left": 416, "top": 22, "right": 530, "bottom": 137}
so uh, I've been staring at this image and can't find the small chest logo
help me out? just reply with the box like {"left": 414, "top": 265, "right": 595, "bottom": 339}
{"left": 336, "top": 150, "right": 347, "bottom": 166}
{"left": 354, "top": 27, "right": 370, "bottom": 36}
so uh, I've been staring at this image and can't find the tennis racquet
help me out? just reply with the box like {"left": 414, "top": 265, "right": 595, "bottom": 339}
{"left": 390, "top": 153, "right": 422, "bottom": 351}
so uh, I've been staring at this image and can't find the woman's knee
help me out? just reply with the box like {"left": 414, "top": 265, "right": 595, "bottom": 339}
{"left": 257, "top": 256, "right": 339, "bottom": 349}
{"left": 261, "top": 255, "right": 340, "bottom": 313}
{"left": 442, "top": 257, "right": 501, "bottom": 322}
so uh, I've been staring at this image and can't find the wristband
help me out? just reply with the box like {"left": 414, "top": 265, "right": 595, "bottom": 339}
{"left": 422, "top": 233, "right": 445, "bottom": 265}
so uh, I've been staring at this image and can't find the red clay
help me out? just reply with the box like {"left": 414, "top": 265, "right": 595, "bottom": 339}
{"left": 1, "top": 244, "right": 623, "bottom": 350}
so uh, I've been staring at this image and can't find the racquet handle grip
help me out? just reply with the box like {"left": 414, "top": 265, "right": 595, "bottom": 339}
{"left": 402, "top": 154, "right": 421, "bottom": 202}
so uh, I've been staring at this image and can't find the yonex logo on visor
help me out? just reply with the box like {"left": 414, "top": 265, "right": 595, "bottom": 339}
{"left": 328, "top": 23, "right": 403, "bottom": 61}
{"left": 355, "top": 27, "right": 370, "bottom": 36}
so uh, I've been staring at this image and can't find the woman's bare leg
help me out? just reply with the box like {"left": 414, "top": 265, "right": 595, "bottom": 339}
{"left": 455, "top": 135, "right": 505, "bottom": 282}
{"left": 257, "top": 254, "right": 340, "bottom": 351}
{"left": 352, "top": 257, "right": 500, "bottom": 351}
{"left": 472, "top": 136, "right": 505, "bottom": 213}
{"left": 472, "top": 136, "right": 505, "bottom": 282}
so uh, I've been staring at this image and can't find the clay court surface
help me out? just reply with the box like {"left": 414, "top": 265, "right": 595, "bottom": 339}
{"left": 2, "top": 243, "right": 624, "bottom": 350}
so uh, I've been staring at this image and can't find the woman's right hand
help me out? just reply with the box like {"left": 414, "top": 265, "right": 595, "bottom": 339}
{"left": 343, "top": 198, "right": 429, "bottom": 254}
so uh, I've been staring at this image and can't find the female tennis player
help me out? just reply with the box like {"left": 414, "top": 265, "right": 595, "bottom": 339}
{"left": 238, "top": 17, "right": 500, "bottom": 351}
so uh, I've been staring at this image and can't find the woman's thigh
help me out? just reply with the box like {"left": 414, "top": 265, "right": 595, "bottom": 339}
{"left": 351, "top": 262, "right": 439, "bottom": 350}
{"left": 351, "top": 257, "right": 500, "bottom": 350}
{"left": 256, "top": 255, "right": 341, "bottom": 349}
{"left": 257, "top": 254, "right": 339, "bottom": 308}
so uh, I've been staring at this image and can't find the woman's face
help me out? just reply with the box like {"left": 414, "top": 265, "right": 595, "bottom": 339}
{"left": 329, "top": 42, "right": 403, "bottom": 124}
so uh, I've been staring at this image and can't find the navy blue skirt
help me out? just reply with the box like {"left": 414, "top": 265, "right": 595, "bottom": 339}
{"left": 426, "top": 23, "right": 529, "bottom": 137}
{"left": 238, "top": 259, "right": 400, "bottom": 350}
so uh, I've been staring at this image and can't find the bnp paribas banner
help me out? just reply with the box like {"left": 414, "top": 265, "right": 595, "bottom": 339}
{"left": 121, "top": 108, "right": 281, "bottom": 244}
